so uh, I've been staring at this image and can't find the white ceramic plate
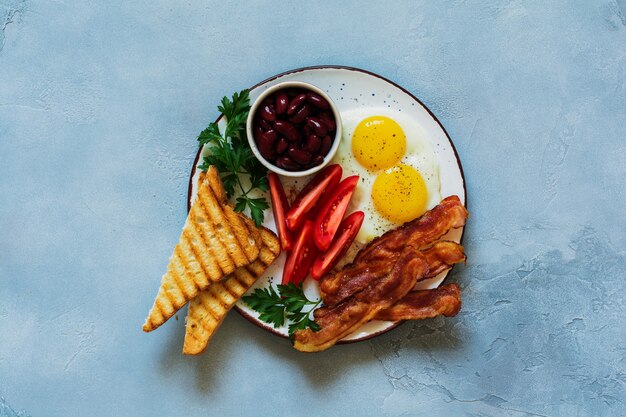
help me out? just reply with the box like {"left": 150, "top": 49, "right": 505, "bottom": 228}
{"left": 188, "top": 66, "right": 466, "bottom": 343}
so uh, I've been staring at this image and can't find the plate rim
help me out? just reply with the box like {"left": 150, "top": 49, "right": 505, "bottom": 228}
{"left": 187, "top": 65, "right": 467, "bottom": 345}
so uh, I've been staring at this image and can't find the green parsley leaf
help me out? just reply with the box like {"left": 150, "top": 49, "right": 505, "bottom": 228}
{"left": 288, "top": 314, "right": 321, "bottom": 339}
{"left": 234, "top": 196, "right": 248, "bottom": 213}
{"left": 278, "top": 283, "right": 310, "bottom": 313}
{"left": 220, "top": 173, "right": 239, "bottom": 198}
{"left": 218, "top": 90, "right": 250, "bottom": 121}
{"left": 246, "top": 197, "right": 270, "bottom": 228}
{"left": 251, "top": 174, "right": 269, "bottom": 192}
{"left": 242, "top": 283, "right": 322, "bottom": 338}
{"left": 241, "top": 286, "right": 285, "bottom": 328}
{"left": 196, "top": 89, "right": 269, "bottom": 225}
{"left": 197, "top": 124, "right": 222, "bottom": 146}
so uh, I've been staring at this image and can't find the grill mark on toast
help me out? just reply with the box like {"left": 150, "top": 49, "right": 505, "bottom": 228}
{"left": 146, "top": 168, "right": 272, "bottom": 335}
{"left": 205, "top": 165, "right": 262, "bottom": 264}
{"left": 155, "top": 292, "right": 173, "bottom": 322}
{"left": 173, "top": 243, "right": 205, "bottom": 293}
{"left": 206, "top": 169, "right": 262, "bottom": 266}
{"left": 196, "top": 296, "right": 218, "bottom": 325}
{"left": 225, "top": 274, "right": 247, "bottom": 294}
{"left": 199, "top": 289, "right": 224, "bottom": 323}
{"left": 212, "top": 282, "right": 235, "bottom": 304}
{"left": 159, "top": 266, "right": 182, "bottom": 312}
{"left": 192, "top": 305, "right": 217, "bottom": 337}
{"left": 186, "top": 217, "right": 224, "bottom": 280}
{"left": 224, "top": 271, "right": 251, "bottom": 299}
{"left": 244, "top": 262, "right": 265, "bottom": 279}
{"left": 196, "top": 183, "right": 248, "bottom": 268}
{"left": 170, "top": 250, "right": 199, "bottom": 303}
{"left": 197, "top": 197, "right": 235, "bottom": 276}
{"left": 181, "top": 226, "right": 218, "bottom": 283}
{"left": 182, "top": 229, "right": 280, "bottom": 354}
{"left": 222, "top": 206, "right": 260, "bottom": 263}
{"left": 208, "top": 282, "right": 234, "bottom": 308}
{"left": 240, "top": 215, "right": 263, "bottom": 259}
{"left": 195, "top": 190, "right": 240, "bottom": 273}
{"left": 206, "top": 166, "right": 227, "bottom": 204}
{"left": 192, "top": 197, "right": 235, "bottom": 275}
{"left": 238, "top": 270, "right": 257, "bottom": 288}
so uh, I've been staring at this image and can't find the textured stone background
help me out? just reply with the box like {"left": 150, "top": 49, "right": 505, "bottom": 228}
{"left": 1, "top": 1, "right": 625, "bottom": 416}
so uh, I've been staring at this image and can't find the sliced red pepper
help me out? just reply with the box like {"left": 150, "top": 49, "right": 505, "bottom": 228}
{"left": 268, "top": 172, "right": 292, "bottom": 251}
{"left": 282, "top": 220, "right": 318, "bottom": 285}
{"left": 310, "top": 211, "right": 364, "bottom": 280}
{"left": 312, "top": 175, "right": 359, "bottom": 251}
{"left": 285, "top": 164, "right": 342, "bottom": 231}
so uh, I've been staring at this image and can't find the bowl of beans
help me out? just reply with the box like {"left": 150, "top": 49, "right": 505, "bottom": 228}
{"left": 246, "top": 81, "right": 342, "bottom": 177}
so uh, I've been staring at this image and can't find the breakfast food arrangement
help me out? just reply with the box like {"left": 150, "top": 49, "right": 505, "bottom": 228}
{"left": 142, "top": 66, "right": 467, "bottom": 354}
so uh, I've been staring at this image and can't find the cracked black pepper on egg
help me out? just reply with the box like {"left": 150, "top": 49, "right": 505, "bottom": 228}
{"left": 330, "top": 113, "right": 442, "bottom": 244}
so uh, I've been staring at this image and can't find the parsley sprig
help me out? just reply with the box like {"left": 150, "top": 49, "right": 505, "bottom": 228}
{"left": 242, "top": 283, "right": 322, "bottom": 339}
{"left": 197, "top": 90, "right": 269, "bottom": 226}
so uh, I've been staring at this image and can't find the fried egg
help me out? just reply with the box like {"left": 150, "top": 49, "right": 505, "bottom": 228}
{"left": 332, "top": 109, "right": 441, "bottom": 244}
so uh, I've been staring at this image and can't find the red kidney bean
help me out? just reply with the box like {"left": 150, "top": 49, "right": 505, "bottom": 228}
{"left": 303, "top": 134, "right": 321, "bottom": 153}
{"left": 275, "top": 92, "right": 288, "bottom": 115}
{"left": 254, "top": 124, "right": 264, "bottom": 138}
{"left": 287, "top": 94, "right": 307, "bottom": 115}
{"left": 256, "top": 117, "right": 271, "bottom": 131}
{"left": 303, "top": 124, "right": 312, "bottom": 138}
{"left": 312, "top": 155, "right": 325, "bottom": 166}
{"left": 275, "top": 137, "right": 288, "bottom": 154}
{"left": 261, "top": 104, "right": 276, "bottom": 122}
{"left": 274, "top": 120, "right": 300, "bottom": 142}
{"left": 276, "top": 156, "right": 300, "bottom": 171}
{"left": 306, "top": 117, "right": 327, "bottom": 136}
{"left": 319, "top": 111, "right": 336, "bottom": 132}
{"left": 254, "top": 87, "right": 338, "bottom": 171}
{"left": 306, "top": 92, "right": 330, "bottom": 110}
{"left": 262, "top": 129, "right": 277, "bottom": 144}
{"left": 288, "top": 147, "right": 312, "bottom": 165}
{"left": 289, "top": 104, "right": 310, "bottom": 123}
{"left": 319, "top": 135, "right": 332, "bottom": 155}
{"left": 258, "top": 133, "right": 276, "bottom": 160}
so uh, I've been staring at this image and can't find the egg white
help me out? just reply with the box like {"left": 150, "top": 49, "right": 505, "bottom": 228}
{"left": 332, "top": 108, "right": 442, "bottom": 244}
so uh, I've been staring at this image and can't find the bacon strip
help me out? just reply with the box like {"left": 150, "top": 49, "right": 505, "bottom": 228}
{"left": 353, "top": 195, "right": 468, "bottom": 264}
{"left": 293, "top": 248, "right": 429, "bottom": 352}
{"left": 374, "top": 284, "right": 461, "bottom": 321}
{"left": 321, "top": 240, "right": 465, "bottom": 307}
{"left": 421, "top": 241, "right": 466, "bottom": 279}
{"left": 320, "top": 196, "right": 467, "bottom": 305}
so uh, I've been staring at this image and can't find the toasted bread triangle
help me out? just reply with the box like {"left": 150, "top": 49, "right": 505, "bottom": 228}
{"left": 142, "top": 166, "right": 263, "bottom": 332}
{"left": 182, "top": 228, "right": 280, "bottom": 354}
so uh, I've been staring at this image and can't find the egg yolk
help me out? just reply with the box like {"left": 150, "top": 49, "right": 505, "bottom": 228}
{"left": 352, "top": 116, "right": 406, "bottom": 171}
{"left": 372, "top": 164, "right": 428, "bottom": 223}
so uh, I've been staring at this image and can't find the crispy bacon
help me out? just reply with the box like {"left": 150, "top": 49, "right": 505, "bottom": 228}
{"left": 293, "top": 247, "right": 429, "bottom": 352}
{"left": 294, "top": 196, "right": 468, "bottom": 352}
{"left": 352, "top": 195, "right": 468, "bottom": 264}
{"left": 421, "top": 241, "right": 466, "bottom": 279}
{"left": 320, "top": 240, "right": 465, "bottom": 307}
{"left": 374, "top": 284, "right": 461, "bottom": 321}
{"left": 320, "top": 196, "right": 468, "bottom": 307}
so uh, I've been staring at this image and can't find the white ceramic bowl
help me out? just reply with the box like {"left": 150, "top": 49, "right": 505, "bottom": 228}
{"left": 246, "top": 81, "right": 342, "bottom": 177}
